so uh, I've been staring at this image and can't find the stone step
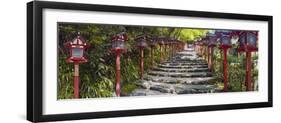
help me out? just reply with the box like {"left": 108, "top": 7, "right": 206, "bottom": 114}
{"left": 174, "top": 84, "right": 217, "bottom": 94}
{"left": 127, "top": 89, "right": 170, "bottom": 96}
{"left": 160, "top": 62, "right": 208, "bottom": 66}
{"left": 167, "top": 58, "right": 205, "bottom": 62}
{"left": 147, "top": 71, "right": 213, "bottom": 78}
{"left": 158, "top": 64, "right": 208, "bottom": 69}
{"left": 174, "top": 53, "right": 196, "bottom": 57}
{"left": 144, "top": 75, "right": 215, "bottom": 84}
{"left": 135, "top": 80, "right": 217, "bottom": 94}
{"left": 174, "top": 53, "right": 193, "bottom": 56}
{"left": 151, "top": 67, "right": 209, "bottom": 73}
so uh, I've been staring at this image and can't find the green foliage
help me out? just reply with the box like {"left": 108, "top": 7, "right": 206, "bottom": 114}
{"left": 177, "top": 29, "right": 208, "bottom": 42}
{"left": 58, "top": 23, "right": 208, "bottom": 99}
{"left": 212, "top": 48, "right": 258, "bottom": 92}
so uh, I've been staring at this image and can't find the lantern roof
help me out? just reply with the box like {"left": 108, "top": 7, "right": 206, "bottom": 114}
{"left": 111, "top": 32, "right": 128, "bottom": 42}
{"left": 72, "top": 35, "right": 86, "bottom": 45}
{"left": 135, "top": 34, "right": 148, "bottom": 42}
{"left": 65, "top": 32, "right": 89, "bottom": 48}
{"left": 135, "top": 34, "right": 147, "bottom": 40}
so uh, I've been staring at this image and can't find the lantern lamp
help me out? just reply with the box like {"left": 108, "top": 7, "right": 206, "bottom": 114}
{"left": 111, "top": 32, "right": 127, "bottom": 52}
{"left": 220, "top": 34, "right": 232, "bottom": 46}
{"left": 65, "top": 32, "right": 90, "bottom": 63}
{"left": 238, "top": 31, "right": 258, "bottom": 52}
{"left": 209, "top": 37, "right": 217, "bottom": 46}
{"left": 247, "top": 32, "right": 258, "bottom": 49}
{"left": 135, "top": 34, "right": 148, "bottom": 48}
{"left": 207, "top": 32, "right": 218, "bottom": 47}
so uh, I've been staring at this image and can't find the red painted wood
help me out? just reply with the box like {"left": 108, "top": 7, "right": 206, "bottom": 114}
{"left": 208, "top": 47, "right": 210, "bottom": 68}
{"left": 245, "top": 52, "right": 248, "bottom": 87}
{"left": 223, "top": 48, "right": 228, "bottom": 92}
{"left": 160, "top": 45, "right": 163, "bottom": 62}
{"left": 209, "top": 47, "right": 214, "bottom": 71}
{"left": 140, "top": 48, "right": 144, "bottom": 79}
{"left": 115, "top": 50, "right": 121, "bottom": 97}
{"left": 246, "top": 52, "right": 252, "bottom": 91}
{"left": 74, "top": 63, "right": 79, "bottom": 98}
{"left": 151, "top": 47, "right": 154, "bottom": 66}
{"left": 205, "top": 46, "right": 208, "bottom": 60}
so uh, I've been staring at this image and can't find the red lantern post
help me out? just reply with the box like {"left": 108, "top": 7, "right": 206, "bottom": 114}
{"left": 202, "top": 39, "right": 208, "bottom": 61}
{"left": 163, "top": 39, "right": 169, "bottom": 59}
{"left": 207, "top": 35, "right": 218, "bottom": 71}
{"left": 194, "top": 42, "right": 198, "bottom": 54}
{"left": 135, "top": 34, "right": 148, "bottom": 79}
{"left": 111, "top": 32, "right": 127, "bottom": 96}
{"left": 219, "top": 33, "right": 232, "bottom": 92}
{"left": 158, "top": 38, "right": 165, "bottom": 63}
{"left": 170, "top": 39, "right": 176, "bottom": 57}
{"left": 65, "top": 32, "right": 90, "bottom": 98}
{"left": 149, "top": 36, "right": 158, "bottom": 67}
{"left": 238, "top": 31, "right": 258, "bottom": 91}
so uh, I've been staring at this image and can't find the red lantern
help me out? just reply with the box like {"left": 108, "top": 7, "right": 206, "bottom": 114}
{"left": 237, "top": 31, "right": 258, "bottom": 91}
{"left": 135, "top": 34, "right": 148, "bottom": 79}
{"left": 169, "top": 38, "right": 177, "bottom": 57}
{"left": 217, "top": 31, "right": 233, "bottom": 92}
{"left": 206, "top": 33, "right": 218, "bottom": 72}
{"left": 111, "top": 32, "right": 127, "bottom": 52}
{"left": 65, "top": 33, "right": 90, "bottom": 63}
{"left": 135, "top": 34, "right": 148, "bottom": 48}
{"left": 238, "top": 31, "right": 258, "bottom": 52}
{"left": 111, "top": 32, "right": 128, "bottom": 97}
{"left": 65, "top": 32, "right": 90, "bottom": 99}
{"left": 149, "top": 36, "right": 158, "bottom": 66}
{"left": 196, "top": 40, "right": 204, "bottom": 56}
{"left": 157, "top": 37, "right": 165, "bottom": 62}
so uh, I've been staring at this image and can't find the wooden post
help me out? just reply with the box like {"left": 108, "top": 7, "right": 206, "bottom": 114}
{"left": 208, "top": 47, "right": 210, "bottom": 67}
{"left": 140, "top": 48, "right": 144, "bottom": 79}
{"left": 151, "top": 46, "right": 154, "bottom": 67}
{"left": 172, "top": 44, "right": 175, "bottom": 57}
{"left": 164, "top": 45, "right": 167, "bottom": 59}
{"left": 205, "top": 46, "right": 208, "bottom": 61}
{"left": 246, "top": 52, "right": 252, "bottom": 91}
{"left": 115, "top": 50, "right": 121, "bottom": 96}
{"left": 208, "top": 47, "right": 214, "bottom": 72}
{"left": 223, "top": 48, "right": 228, "bottom": 92}
{"left": 160, "top": 45, "right": 163, "bottom": 62}
{"left": 74, "top": 63, "right": 79, "bottom": 98}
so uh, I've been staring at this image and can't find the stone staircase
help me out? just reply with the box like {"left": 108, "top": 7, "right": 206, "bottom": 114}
{"left": 128, "top": 48, "right": 218, "bottom": 96}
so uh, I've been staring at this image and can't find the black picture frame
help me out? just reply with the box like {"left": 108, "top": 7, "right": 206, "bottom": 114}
{"left": 27, "top": 1, "right": 273, "bottom": 122}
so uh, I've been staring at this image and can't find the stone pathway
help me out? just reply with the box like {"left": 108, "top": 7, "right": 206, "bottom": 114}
{"left": 128, "top": 48, "right": 218, "bottom": 96}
